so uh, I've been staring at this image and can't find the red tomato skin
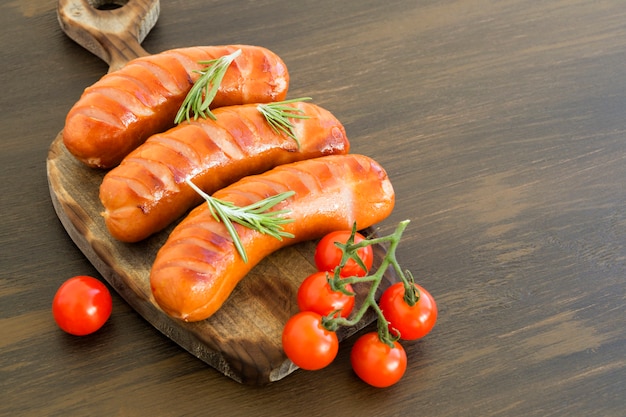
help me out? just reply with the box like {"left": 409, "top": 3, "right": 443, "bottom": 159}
{"left": 379, "top": 282, "right": 437, "bottom": 340}
{"left": 282, "top": 311, "right": 338, "bottom": 371}
{"left": 297, "top": 271, "right": 355, "bottom": 318}
{"left": 314, "top": 231, "right": 373, "bottom": 277}
{"left": 350, "top": 332, "right": 407, "bottom": 388}
{"left": 52, "top": 276, "right": 112, "bottom": 336}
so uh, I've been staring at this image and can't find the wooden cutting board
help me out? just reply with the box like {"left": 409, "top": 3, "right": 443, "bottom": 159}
{"left": 47, "top": 0, "right": 396, "bottom": 385}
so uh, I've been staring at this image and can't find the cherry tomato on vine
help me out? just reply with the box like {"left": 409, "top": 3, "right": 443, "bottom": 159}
{"left": 314, "top": 230, "right": 373, "bottom": 277}
{"left": 297, "top": 271, "right": 355, "bottom": 318}
{"left": 379, "top": 282, "right": 437, "bottom": 340}
{"left": 350, "top": 332, "right": 407, "bottom": 388}
{"left": 52, "top": 276, "right": 112, "bottom": 336}
{"left": 282, "top": 311, "right": 338, "bottom": 370}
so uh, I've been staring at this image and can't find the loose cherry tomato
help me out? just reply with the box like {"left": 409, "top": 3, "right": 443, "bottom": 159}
{"left": 350, "top": 332, "right": 407, "bottom": 388}
{"left": 314, "top": 230, "right": 373, "bottom": 277}
{"left": 52, "top": 276, "right": 112, "bottom": 336}
{"left": 379, "top": 282, "right": 437, "bottom": 340}
{"left": 297, "top": 271, "right": 355, "bottom": 318}
{"left": 282, "top": 311, "right": 338, "bottom": 370}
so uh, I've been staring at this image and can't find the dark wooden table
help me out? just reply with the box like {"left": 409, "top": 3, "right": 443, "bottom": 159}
{"left": 2, "top": 1, "right": 625, "bottom": 416}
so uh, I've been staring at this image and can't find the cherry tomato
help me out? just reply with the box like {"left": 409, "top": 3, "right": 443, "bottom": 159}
{"left": 282, "top": 311, "right": 338, "bottom": 370}
{"left": 350, "top": 332, "right": 407, "bottom": 388}
{"left": 297, "top": 271, "right": 355, "bottom": 318}
{"left": 52, "top": 276, "right": 112, "bottom": 336}
{"left": 379, "top": 282, "right": 437, "bottom": 340}
{"left": 314, "top": 230, "right": 373, "bottom": 277}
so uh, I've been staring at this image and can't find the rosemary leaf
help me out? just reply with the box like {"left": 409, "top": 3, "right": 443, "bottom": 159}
{"left": 185, "top": 179, "right": 295, "bottom": 263}
{"left": 175, "top": 49, "right": 242, "bottom": 124}
{"left": 257, "top": 97, "right": 312, "bottom": 148}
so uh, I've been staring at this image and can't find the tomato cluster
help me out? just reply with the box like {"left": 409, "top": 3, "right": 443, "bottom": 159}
{"left": 282, "top": 224, "right": 437, "bottom": 388}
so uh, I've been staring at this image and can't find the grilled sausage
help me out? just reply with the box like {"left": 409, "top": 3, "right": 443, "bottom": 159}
{"left": 99, "top": 101, "right": 349, "bottom": 242}
{"left": 150, "top": 154, "right": 395, "bottom": 322}
{"left": 63, "top": 45, "right": 289, "bottom": 168}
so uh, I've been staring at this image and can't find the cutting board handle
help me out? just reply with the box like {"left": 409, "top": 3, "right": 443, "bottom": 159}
{"left": 57, "top": 0, "right": 160, "bottom": 72}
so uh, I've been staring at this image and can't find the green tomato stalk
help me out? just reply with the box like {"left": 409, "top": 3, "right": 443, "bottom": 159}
{"left": 321, "top": 219, "right": 416, "bottom": 348}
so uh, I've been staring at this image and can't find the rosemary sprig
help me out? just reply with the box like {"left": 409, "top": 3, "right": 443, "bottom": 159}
{"left": 257, "top": 97, "right": 312, "bottom": 147}
{"left": 185, "top": 178, "right": 295, "bottom": 263}
{"left": 175, "top": 49, "right": 242, "bottom": 124}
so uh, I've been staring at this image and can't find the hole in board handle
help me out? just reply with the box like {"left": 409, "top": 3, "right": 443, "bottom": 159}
{"left": 88, "top": 0, "right": 129, "bottom": 10}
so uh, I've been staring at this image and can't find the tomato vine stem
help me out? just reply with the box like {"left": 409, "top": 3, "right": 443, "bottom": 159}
{"left": 321, "top": 219, "right": 411, "bottom": 347}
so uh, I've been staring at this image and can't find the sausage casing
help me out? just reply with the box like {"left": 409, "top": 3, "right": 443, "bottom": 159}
{"left": 150, "top": 154, "right": 395, "bottom": 322}
{"left": 63, "top": 45, "right": 289, "bottom": 168}
{"left": 99, "top": 101, "right": 349, "bottom": 242}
